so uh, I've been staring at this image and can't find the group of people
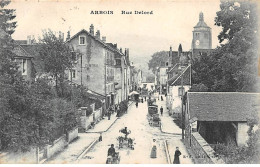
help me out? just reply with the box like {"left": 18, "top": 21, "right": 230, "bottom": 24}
{"left": 150, "top": 139, "right": 182, "bottom": 164}
{"left": 107, "top": 104, "right": 120, "bottom": 120}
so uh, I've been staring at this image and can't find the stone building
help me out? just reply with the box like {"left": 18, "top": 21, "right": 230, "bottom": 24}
{"left": 66, "top": 25, "right": 117, "bottom": 112}
{"left": 66, "top": 25, "right": 131, "bottom": 112}
{"left": 191, "top": 12, "right": 212, "bottom": 50}
{"left": 184, "top": 92, "right": 260, "bottom": 147}
{"left": 12, "top": 42, "right": 35, "bottom": 83}
{"left": 191, "top": 12, "right": 213, "bottom": 59}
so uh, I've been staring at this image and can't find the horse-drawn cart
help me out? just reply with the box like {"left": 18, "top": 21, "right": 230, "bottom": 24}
{"left": 147, "top": 105, "right": 161, "bottom": 127}
{"left": 106, "top": 152, "right": 120, "bottom": 164}
{"left": 117, "top": 127, "right": 135, "bottom": 150}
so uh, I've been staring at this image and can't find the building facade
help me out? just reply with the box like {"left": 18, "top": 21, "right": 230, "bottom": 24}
{"left": 66, "top": 25, "right": 131, "bottom": 112}
{"left": 66, "top": 26, "right": 117, "bottom": 112}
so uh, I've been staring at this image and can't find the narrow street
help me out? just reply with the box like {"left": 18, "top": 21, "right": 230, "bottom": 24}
{"left": 45, "top": 95, "right": 193, "bottom": 164}
{"left": 77, "top": 97, "right": 192, "bottom": 164}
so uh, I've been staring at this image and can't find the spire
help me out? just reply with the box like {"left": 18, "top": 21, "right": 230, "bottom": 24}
{"left": 178, "top": 44, "right": 182, "bottom": 53}
{"left": 199, "top": 12, "right": 204, "bottom": 22}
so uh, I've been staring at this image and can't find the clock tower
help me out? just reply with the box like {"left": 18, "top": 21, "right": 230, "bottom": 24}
{"left": 191, "top": 12, "right": 212, "bottom": 49}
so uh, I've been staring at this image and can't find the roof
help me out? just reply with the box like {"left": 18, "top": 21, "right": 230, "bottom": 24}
{"left": 194, "top": 21, "right": 210, "bottom": 28}
{"left": 15, "top": 40, "right": 27, "bottom": 45}
{"left": 187, "top": 92, "right": 260, "bottom": 122}
{"left": 66, "top": 29, "right": 124, "bottom": 56}
{"left": 18, "top": 44, "right": 46, "bottom": 74}
{"left": 168, "top": 64, "right": 191, "bottom": 86}
{"left": 12, "top": 43, "right": 34, "bottom": 59}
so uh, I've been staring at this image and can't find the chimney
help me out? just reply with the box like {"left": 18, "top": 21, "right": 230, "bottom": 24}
{"left": 66, "top": 31, "right": 70, "bottom": 41}
{"left": 102, "top": 36, "right": 106, "bottom": 43}
{"left": 95, "top": 30, "right": 100, "bottom": 39}
{"left": 89, "top": 24, "right": 94, "bottom": 35}
{"left": 27, "top": 35, "right": 31, "bottom": 45}
{"left": 169, "top": 46, "right": 172, "bottom": 57}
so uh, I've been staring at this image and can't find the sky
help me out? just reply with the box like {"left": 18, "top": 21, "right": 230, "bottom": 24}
{"left": 9, "top": 0, "right": 222, "bottom": 71}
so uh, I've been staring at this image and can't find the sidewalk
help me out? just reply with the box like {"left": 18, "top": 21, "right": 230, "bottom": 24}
{"left": 87, "top": 112, "right": 118, "bottom": 133}
{"left": 46, "top": 102, "right": 134, "bottom": 163}
{"left": 46, "top": 133, "right": 98, "bottom": 164}
{"left": 156, "top": 95, "right": 182, "bottom": 134}
{"left": 166, "top": 139, "right": 193, "bottom": 164}
{"left": 87, "top": 101, "right": 134, "bottom": 133}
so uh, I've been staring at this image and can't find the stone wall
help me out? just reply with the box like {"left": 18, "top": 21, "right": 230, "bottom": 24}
{"left": 46, "top": 135, "right": 67, "bottom": 159}
{"left": 189, "top": 132, "right": 225, "bottom": 164}
{"left": 79, "top": 107, "right": 103, "bottom": 131}
{"left": 67, "top": 128, "right": 79, "bottom": 143}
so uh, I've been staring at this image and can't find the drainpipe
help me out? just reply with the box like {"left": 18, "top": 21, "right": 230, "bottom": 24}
{"left": 104, "top": 52, "right": 107, "bottom": 117}
{"left": 181, "top": 67, "right": 184, "bottom": 140}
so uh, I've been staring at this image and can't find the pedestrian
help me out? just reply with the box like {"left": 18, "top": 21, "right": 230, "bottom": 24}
{"left": 115, "top": 104, "right": 118, "bottom": 113}
{"left": 150, "top": 139, "right": 157, "bottom": 158}
{"left": 99, "top": 133, "right": 102, "bottom": 142}
{"left": 161, "top": 95, "right": 163, "bottom": 101}
{"left": 108, "top": 110, "right": 111, "bottom": 120}
{"left": 173, "top": 147, "right": 182, "bottom": 164}
{"left": 135, "top": 101, "right": 138, "bottom": 108}
{"left": 160, "top": 106, "right": 163, "bottom": 116}
{"left": 144, "top": 96, "right": 146, "bottom": 101}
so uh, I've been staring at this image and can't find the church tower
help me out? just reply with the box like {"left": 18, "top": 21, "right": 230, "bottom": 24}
{"left": 191, "top": 12, "right": 212, "bottom": 49}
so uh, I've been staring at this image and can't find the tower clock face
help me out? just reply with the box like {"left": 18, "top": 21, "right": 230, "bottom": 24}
{"left": 195, "top": 40, "right": 200, "bottom": 46}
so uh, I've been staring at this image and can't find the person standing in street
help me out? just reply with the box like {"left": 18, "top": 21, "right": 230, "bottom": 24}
{"left": 135, "top": 101, "right": 138, "bottom": 108}
{"left": 99, "top": 133, "right": 102, "bottom": 142}
{"left": 173, "top": 147, "right": 182, "bottom": 164}
{"left": 108, "top": 109, "right": 111, "bottom": 120}
{"left": 160, "top": 106, "right": 163, "bottom": 116}
{"left": 150, "top": 139, "right": 157, "bottom": 158}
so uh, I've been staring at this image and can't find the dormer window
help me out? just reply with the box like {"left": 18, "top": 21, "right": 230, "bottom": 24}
{"left": 79, "top": 36, "right": 86, "bottom": 45}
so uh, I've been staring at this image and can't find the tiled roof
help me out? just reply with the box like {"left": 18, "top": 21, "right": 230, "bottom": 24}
{"left": 188, "top": 92, "right": 260, "bottom": 122}
{"left": 66, "top": 29, "right": 123, "bottom": 56}
{"left": 12, "top": 44, "right": 33, "bottom": 58}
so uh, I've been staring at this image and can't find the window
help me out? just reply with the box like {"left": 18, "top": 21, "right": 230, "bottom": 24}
{"left": 22, "top": 59, "right": 27, "bottom": 75}
{"left": 79, "top": 36, "right": 86, "bottom": 45}
{"left": 178, "top": 87, "right": 185, "bottom": 96}
{"left": 71, "top": 69, "right": 76, "bottom": 78}
{"left": 71, "top": 52, "right": 77, "bottom": 61}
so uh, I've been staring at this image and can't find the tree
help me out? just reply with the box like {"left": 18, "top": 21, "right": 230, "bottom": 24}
{"left": 192, "top": 0, "right": 259, "bottom": 92}
{"left": 148, "top": 51, "right": 169, "bottom": 74}
{"left": 38, "top": 30, "right": 76, "bottom": 97}
{"left": 0, "top": 0, "right": 16, "bottom": 36}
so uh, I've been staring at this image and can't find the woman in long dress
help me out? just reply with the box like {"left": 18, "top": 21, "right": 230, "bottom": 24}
{"left": 173, "top": 147, "right": 182, "bottom": 164}
{"left": 150, "top": 139, "right": 157, "bottom": 158}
